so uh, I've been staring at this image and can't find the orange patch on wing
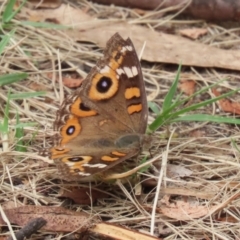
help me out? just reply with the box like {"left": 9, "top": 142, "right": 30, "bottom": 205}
{"left": 101, "top": 156, "right": 119, "bottom": 161}
{"left": 71, "top": 97, "right": 97, "bottom": 117}
{"left": 127, "top": 104, "right": 142, "bottom": 115}
{"left": 109, "top": 50, "right": 123, "bottom": 69}
{"left": 125, "top": 87, "right": 140, "bottom": 100}
{"left": 112, "top": 151, "right": 126, "bottom": 157}
{"left": 88, "top": 72, "right": 119, "bottom": 101}
{"left": 50, "top": 147, "right": 70, "bottom": 159}
{"left": 60, "top": 116, "right": 81, "bottom": 144}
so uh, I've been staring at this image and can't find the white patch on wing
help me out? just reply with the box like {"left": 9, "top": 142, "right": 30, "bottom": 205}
{"left": 77, "top": 172, "right": 91, "bottom": 176}
{"left": 126, "top": 45, "right": 133, "bottom": 51}
{"left": 71, "top": 96, "right": 78, "bottom": 103}
{"left": 116, "top": 68, "right": 125, "bottom": 75}
{"left": 123, "top": 67, "right": 133, "bottom": 78}
{"left": 82, "top": 163, "right": 107, "bottom": 168}
{"left": 66, "top": 162, "right": 74, "bottom": 167}
{"left": 100, "top": 65, "right": 110, "bottom": 74}
{"left": 121, "top": 46, "right": 127, "bottom": 53}
{"left": 65, "top": 103, "right": 72, "bottom": 112}
{"left": 131, "top": 66, "right": 138, "bottom": 76}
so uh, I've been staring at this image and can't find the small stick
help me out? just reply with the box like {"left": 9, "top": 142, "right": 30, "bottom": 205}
{"left": 7, "top": 217, "right": 47, "bottom": 240}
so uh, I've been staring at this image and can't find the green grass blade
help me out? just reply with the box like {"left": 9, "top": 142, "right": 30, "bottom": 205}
{"left": 0, "top": 73, "right": 28, "bottom": 86}
{"left": 9, "top": 91, "right": 46, "bottom": 99}
{"left": 231, "top": 139, "right": 240, "bottom": 153}
{"left": 15, "top": 112, "right": 27, "bottom": 152}
{"left": 3, "top": 0, "right": 27, "bottom": 23}
{"left": 148, "top": 113, "right": 172, "bottom": 132}
{"left": 162, "top": 65, "right": 181, "bottom": 111}
{"left": 148, "top": 101, "right": 161, "bottom": 115}
{"left": 20, "top": 21, "right": 69, "bottom": 29}
{"left": 138, "top": 156, "right": 150, "bottom": 173}
{"left": 0, "top": 93, "right": 10, "bottom": 133}
{"left": 2, "top": 0, "right": 16, "bottom": 22}
{"left": 161, "top": 78, "right": 228, "bottom": 121}
{"left": 173, "top": 114, "right": 240, "bottom": 124}
{"left": 171, "top": 88, "right": 239, "bottom": 119}
{"left": 174, "top": 78, "right": 228, "bottom": 109}
{"left": 0, "top": 29, "right": 15, "bottom": 55}
{"left": 149, "top": 82, "right": 239, "bottom": 132}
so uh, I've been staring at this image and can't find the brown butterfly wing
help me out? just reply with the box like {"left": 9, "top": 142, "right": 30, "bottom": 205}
{"left": 51, "top": 33, "right": 148, "bottom": 179}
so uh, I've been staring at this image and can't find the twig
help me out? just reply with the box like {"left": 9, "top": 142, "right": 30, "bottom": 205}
{"left": 7, "top": 217, "right": 47, "bottom": 240}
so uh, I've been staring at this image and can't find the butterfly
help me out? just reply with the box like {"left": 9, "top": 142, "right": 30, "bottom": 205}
{"left": 48, "top": 33, "right": 148, "bottom": 180}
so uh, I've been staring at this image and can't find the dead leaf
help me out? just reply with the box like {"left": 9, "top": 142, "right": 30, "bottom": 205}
{"left": 59, "top": 187, "right": 108, "bottom": 204}
{"left": 0, "top": 206, "right": 99, "bottom": 233}
{"left": 167, "top": 164, "right": 193, "bottom": 178}
{"left": 28, "top": 82, "right": 49, "bottom": 91}
{"left": 179, "top": 80, "right": 196, "bottom": 95}
{"left": 61, "top": 76, "right": 83, "bottom": 88}
{"left": 74, "top": 24, "right": 240, "bottom": 71}
{"left": 0, "top": 206, "right": 158, "bottom": 239}
{"left": 179, "top": 28, "right": 208, "bottom": 39}
{"left": 212, "top": 88, "right": 240, "bottom": 114}
{"left": 22, "top": 4, "right": 91, "bottom": 25}
{"left": 44, "top": 96, "right": 54, "bottom": 104}
{"left": 160, "top": 196, "right": 219, "bottom": 220}
{"left": 189, "top": 130, "right": 206, "bottom": 138}
{"left": 161, "top": 192, "right": 240, "bottom": 220}
{"left": 46, "top": 73, "right": 83, "bottom": 88}
{"left": 21, "top": 4, "right": 240, "bottom": 71}
{"left": 1, "top": 201, "right": 16, "bottom": 210}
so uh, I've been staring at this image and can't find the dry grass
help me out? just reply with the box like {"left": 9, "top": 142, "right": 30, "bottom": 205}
{"left": 1, "top": 1, "right": 240, "bottom": 239}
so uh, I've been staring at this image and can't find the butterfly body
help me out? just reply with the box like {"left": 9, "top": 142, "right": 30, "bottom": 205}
{"left": 49, "top": 33, "right": 148, "bottom": 179}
